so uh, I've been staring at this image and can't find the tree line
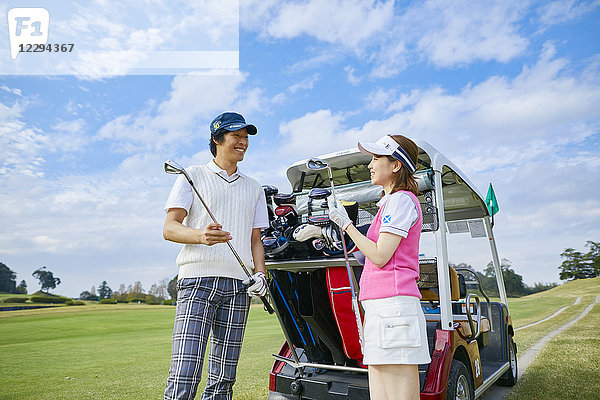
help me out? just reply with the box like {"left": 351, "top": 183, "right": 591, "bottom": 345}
{"left": 3, "top": 240, "right": 597, "bottom": 299}
{"left": 79, "top": 276, "right": 177, "bottom": 303}
{"left": 450, "top": 259, "right": 558, "bottom": 297}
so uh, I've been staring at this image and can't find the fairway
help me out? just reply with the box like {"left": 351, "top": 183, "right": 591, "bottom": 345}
{"left": 1, "top": 278, "right": 599, "bottom": 399}
{"left": 0, "top": 304, "right": 284, "bottom": 400}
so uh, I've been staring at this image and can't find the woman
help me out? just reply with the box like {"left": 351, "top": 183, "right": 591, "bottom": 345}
{"left": 328, "top": 134, "right": 429, "bottom": 400}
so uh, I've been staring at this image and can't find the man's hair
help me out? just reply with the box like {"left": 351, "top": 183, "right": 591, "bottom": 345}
{"left": 209, "top": 129, "right": 228, "bottom": 157}
{"left": 386, "top": 135, "right": 419, "bottom": 196}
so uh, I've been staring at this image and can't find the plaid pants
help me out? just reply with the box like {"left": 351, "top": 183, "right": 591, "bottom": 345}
{"left": 164, "top": 277, "right": 250, "bottom": 400}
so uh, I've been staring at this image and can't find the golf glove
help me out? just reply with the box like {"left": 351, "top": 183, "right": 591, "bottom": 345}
{"left": 327, "top": 197, "right": 352, "bottom": 231}
{"left": 293, "top": 223, "right": 322, "bottom": 242}
{"left": 243, "top": 271, "right": 268, "bottom": 298}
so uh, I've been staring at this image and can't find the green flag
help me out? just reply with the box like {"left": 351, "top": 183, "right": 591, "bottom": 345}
{"left": 485, "top": 183, "right": 499, "bottom": 216}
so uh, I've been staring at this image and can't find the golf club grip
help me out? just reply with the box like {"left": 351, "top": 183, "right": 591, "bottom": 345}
{"left": 247, "top": 277, "right": 274, "bottom": 314}
{"left": 261, "top": 296, "right": 275, "bottom": 314}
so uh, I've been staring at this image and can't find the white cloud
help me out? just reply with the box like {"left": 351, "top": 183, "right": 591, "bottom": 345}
{"left": 1, "top": 85, "right": 22, "bottom": 96}
{"left": 287, "top": 51, "right": 343, "bottom": 74}
{"left": 277, "top": 109, "right": 356, "bottom": 156}
{"left": 244, "top": 0, "right": 395, "bottom": 49}
{"left": 344, "top": 66, "right": 362, "bottom": 85}
{"left": 413, "top": 0, "right": 529, "bottom": 67}
{"left": 0, "top": 99, "right": 46, "bottom": 177}
{"left": 244, "top": 0, "right": 532, "bottom": 75}
{"left": 369, "top": 41, "right": 408, "bottom": 78}
{"left": 367, "top": 43, "right": 600, "bottom": 159}
{"left": 96, "top": 72, "right": 264, "bottom": 152}
{"left": 365, "top": 88, "right": 397, "bottom": 111}
{"left": 289, "top": 73, "right": 320, "bottom": 94}
{"left": 538, "top": 0, "right": 600, "bottom": 26}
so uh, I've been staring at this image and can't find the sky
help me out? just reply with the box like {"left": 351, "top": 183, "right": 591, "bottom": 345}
{"left": 1, "top": 0, "right": 599, "bottom": 298}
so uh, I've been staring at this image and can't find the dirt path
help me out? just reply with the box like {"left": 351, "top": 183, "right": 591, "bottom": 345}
{"left": 514, "top": 296, "right": 581, "bottom": 332}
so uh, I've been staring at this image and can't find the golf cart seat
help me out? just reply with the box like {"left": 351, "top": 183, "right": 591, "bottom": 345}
{"left": 418, "top": 259, "right": 491, "bottom": 344}
{"left": 455, "top": 316, "right": 491, "bottom": 337}
{"left": 418, "top": 260, "right": 461, "bottom": 302}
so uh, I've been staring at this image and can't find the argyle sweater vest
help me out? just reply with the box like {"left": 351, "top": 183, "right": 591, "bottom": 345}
{"left": 176, "top": 164, "right": 262, "bottom": 281}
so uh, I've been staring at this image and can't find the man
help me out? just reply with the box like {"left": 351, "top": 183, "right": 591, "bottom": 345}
{"left": 163, "top": 112, "right": 269, "bottom": 400}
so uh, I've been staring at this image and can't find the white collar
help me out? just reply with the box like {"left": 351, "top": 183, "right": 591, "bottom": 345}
{"left": 377, "top": 192, "right": 391, "bottom": 208}
{"left": 206, "top": 160, "right": 246, "bottom": 182}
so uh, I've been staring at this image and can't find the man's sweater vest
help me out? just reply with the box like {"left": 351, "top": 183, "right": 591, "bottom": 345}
{"left": 176, "top": 164, "right": 263, "bottom": 281}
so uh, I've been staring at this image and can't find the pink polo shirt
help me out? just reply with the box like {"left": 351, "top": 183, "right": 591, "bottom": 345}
{"left": 358, "top": 190, "right": 423, "bottom": 301}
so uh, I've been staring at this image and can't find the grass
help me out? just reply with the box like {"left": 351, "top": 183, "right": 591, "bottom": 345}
{"left": 500, "top": 277, "right": 600, "bottom": 400}
{"left": 1, "top": 277, "right": 599, "bottom": 399}
{"left": 508, "top": 277, "right": 600, "bottom": 353}
{"left": 0, "top": 292, "right": 32, "bottom": 303}
{"left": 0, "top": 303, "right": 283, "bottom": 399}
{"left": 506, "top": 295, "right": 600, "bottom": 400}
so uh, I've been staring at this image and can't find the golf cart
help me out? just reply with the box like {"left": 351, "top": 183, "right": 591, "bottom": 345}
{"left": 263, "top": 140, "right": 517, "bottom": 399}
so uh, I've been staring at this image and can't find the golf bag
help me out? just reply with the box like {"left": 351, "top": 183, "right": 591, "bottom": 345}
{"left": 326, "top": 266, "right": 365, "bottom": 364}
{"left": 269, "top": 269, "right": 337, "bottom": 364}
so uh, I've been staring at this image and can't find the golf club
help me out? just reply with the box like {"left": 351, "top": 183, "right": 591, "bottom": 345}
{"left": 164, "top": 159, "right": 274, "bottom": 314}
{"left": 305, "top": 158, "right": 364, "bottom": 346}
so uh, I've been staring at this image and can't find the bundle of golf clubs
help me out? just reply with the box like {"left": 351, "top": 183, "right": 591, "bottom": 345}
{"left": 260, "top": 185, "right": 358, "bottom": 259}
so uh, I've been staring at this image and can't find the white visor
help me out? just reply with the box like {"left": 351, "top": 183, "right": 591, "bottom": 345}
{"left": 358, "top": 135, "right": 417, "bottom": 173}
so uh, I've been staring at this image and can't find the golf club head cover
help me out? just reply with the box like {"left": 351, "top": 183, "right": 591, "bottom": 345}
{"left": 327, "top": 197, "right": 352, "bottom": 231}
{"left": 273, "top": 193, "right": 296, "bottom": 206}
{"left": 243, "top": 271, "right": 268, "bottom": 298}
{"left": 341, "top": 200, "right": 359, "bottom": 225}
{"left": 293, "top": 223, "right": 322, "bottom": 242}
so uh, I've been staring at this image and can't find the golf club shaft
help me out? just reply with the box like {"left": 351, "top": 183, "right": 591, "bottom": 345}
{"left": 327, "top": 170, "right": 364, "bottom": 345}
{"left": 182, "top": 173, "right": 274, "bottom": 314}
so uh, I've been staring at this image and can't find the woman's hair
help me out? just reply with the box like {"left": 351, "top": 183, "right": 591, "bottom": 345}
{"left": 386, "top": 135, "right": 419, "bottom": 196}
{"left": 209, "top": 129, "right": 228, "bottom": 157}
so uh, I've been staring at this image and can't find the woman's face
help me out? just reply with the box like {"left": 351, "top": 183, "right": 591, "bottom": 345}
{"left": 368, "top": 155, "right": 401, "bottom": 189}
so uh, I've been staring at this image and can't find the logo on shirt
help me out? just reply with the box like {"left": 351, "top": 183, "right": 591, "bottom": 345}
{"left": 383, "top": 215, "right": 392, "bottom": 223}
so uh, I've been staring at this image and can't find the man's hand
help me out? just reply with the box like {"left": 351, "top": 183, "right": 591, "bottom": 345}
{"left": 243, "top": 271, "right": 268, "bottom": 297}
{"left": 199, "top": 222, "right": 232, "bottom": 246}
{"left": 327, "top": 197, "right": 352, "bottom": 231}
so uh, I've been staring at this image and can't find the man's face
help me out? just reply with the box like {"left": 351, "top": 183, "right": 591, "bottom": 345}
{"left": 216, "top": 128, "right": 249, "bottom": 162}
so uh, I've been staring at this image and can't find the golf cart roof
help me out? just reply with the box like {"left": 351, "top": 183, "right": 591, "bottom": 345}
{"left": 286, "top": 140, "right": 490, "bottom": 221}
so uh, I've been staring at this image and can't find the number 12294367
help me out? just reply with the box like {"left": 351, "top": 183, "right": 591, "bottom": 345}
{"left": 19, "top": 43, "right": 74, "bottom": 53}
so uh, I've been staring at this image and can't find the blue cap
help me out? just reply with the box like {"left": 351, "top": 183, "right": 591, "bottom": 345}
{"left": 210, "top": 112, "right": 257, "bottom": 136}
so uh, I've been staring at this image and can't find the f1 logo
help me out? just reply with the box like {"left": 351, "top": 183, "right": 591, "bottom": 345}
{"left": 7, "top": 8, "right": 49, "bottom": 60}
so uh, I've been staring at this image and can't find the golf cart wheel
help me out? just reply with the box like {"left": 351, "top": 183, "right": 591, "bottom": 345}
{"left": 498, "top": 336, "right": 518, "bottom": 386}
{"left": 446, "top": 359, "right": 474, "bottom": 400}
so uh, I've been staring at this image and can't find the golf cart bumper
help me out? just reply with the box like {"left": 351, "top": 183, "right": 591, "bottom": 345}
{"left": 268, "top": 343, "right": 439, "bottom": 400}
{"left": 270, "top": 369, "right": 370, "bottom": 400}
{"left": 268, "top": 343, "right": 369, "bottom": 400}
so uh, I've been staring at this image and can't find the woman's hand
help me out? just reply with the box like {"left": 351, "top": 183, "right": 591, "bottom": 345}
{"left": 327, "top": 197, "right": 352, "bottom": 230}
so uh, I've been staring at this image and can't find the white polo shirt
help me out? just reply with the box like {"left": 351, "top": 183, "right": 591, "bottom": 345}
{"left": 376, "top": 191, "right": 419, "bottom": 238}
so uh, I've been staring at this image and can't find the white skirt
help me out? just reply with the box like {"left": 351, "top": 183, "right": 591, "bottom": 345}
{"left": 361, "top": 295, "right": 431, "bottom": 365}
